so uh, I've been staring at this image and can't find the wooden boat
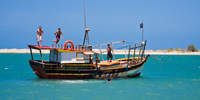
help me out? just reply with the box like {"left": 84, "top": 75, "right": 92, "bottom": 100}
{"left": 28, "top": 40, "right": 149, "bottom": 79}
{"left": 28, "top": 1, "right": 149, "bottom": 79}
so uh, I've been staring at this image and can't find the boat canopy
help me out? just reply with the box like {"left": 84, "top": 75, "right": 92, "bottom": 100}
{"left": 28, "top": 45, "right": 93, "bottom": 52}
{"left": 28, "top": 45, "right": 59, "bottom": 50}
{"left": 28, "top": 45, "right": 94, "bottom": 64}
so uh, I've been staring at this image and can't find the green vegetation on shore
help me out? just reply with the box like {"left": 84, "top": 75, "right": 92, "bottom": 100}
{"left": 155, "top": 45, "right": 198, "bottom": 52}
{"left": 188, "top": 45, "right": 197, "bottom": 52}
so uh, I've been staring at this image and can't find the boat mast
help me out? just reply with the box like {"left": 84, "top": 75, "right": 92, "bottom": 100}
{"left": 83, "top": 0, "right": 90, "bottom": 46}
{"left": 83, "top": 0, "right": 87, "bottom": 29}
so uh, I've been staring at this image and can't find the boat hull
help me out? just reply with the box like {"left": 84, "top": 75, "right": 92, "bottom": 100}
{"left": 29, "top": 61, "right": 94, "bottom": 79}
{"left": 94, "top": 59, "right": 146, "bottom": 79}
{"left": 29, "top": 56, "right": 149, "bottom": 79}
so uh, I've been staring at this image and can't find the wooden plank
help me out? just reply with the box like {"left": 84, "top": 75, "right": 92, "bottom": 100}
{"left": 99, "top": 45, "right": 104, "bottom": 61}
{"left": 111, "top": 43, "right": 115, "bottom": 60}
{"left": 141, "top": 40, "right": 147, "bottom": 59}
{"left": 137, "top": 42, "right": 142, "bottom": 63}
{"left": 124, "top": 41, "right": 127, "bottom": 60}
{"left": 127, "top": 45, "right": 131, "bottom": 61}
{"left": 133, "top": 44, "right": 136, "bottom": 64}
{"left": 39, "top": 48, "right": 43, "bottom": 63}
{"left": 95, "top": 53, "right": 98, "bottom": 69}
{"left": 56, "top": 50, "right": 58, "bottom": 64}
{"left": 130, "top": 45, "right": 143, "bottom": 49}
{"left": 30, "top": 48, "right": 33, "bottom": 60}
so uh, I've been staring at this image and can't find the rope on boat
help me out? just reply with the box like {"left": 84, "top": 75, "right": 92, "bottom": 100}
{"left": 126, "top": 42, "right": 136, "bottom": 45}
{"left": 96, "top": 46, "right": 129, "bottom": 54}
{"left": 150, "top": 56, "right": 163, "bottom": 67}
{"left": 150, "top": 55, "right": 200, "bottom": 73}
{"left": 115, "top": 45, "right": 129, "bottom": 49}
{"left": 125, "top": 42, "right": 143, "bottom": 46}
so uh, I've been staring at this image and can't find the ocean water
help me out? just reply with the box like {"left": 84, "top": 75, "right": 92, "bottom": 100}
{"left": 0, "top": 53, "right": 200, "bottom": 100}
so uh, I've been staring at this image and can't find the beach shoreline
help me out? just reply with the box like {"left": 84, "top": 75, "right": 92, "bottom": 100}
{"left": 0, "top": 49, "right": 200, "bottom": 55}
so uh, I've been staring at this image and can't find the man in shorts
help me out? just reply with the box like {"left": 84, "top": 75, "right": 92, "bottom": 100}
{"left": 107, "top": 44, "right": 112, "bottom": 62}
{"left": 53, "top": 28, "right": 63, "bottom": 46}
{"left": 36, "top": 26, "right": 44, "bottom": 47}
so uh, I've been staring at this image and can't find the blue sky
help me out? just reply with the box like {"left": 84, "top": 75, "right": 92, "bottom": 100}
{"left": 0, "top": 0, "right": 199, "bottom": 50}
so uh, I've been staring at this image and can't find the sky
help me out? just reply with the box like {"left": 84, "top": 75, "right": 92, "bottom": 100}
{"left": 0, "top": 0, "right": 200, "bottom": 50}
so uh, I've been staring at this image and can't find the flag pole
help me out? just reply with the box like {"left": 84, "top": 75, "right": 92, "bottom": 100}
{"left": 140, "top": 22, "right": 143, "bottom": 42}
{"left": 142, "top": 27, "right": 144, "bottom": 42}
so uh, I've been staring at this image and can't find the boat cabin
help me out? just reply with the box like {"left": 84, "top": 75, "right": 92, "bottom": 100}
{"left": 28, "top": 44, "right": 93, "bottom": 64}
{"left": 49, "top": 49, "right": 92, "bottom": 64}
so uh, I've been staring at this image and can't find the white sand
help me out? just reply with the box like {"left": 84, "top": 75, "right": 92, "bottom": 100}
{"left": 0, "top": 49, "right": 200, "bottom": 55}
{"left": 93, "top": 49, "right": 200, "bottom": 55}
{"left": 0, "top": 49, "right": 49, "bottom": 54}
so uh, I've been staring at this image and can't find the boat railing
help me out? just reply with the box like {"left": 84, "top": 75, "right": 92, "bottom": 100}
{"left": 52, "top": 44, "right": 63, "bottom": 49}
{"left": 43, "top": 63, "right": 94, "bottom": 70}
{"left": 52, "top": 44, "right": 92, "bottom": 51}
{"left": 92, "top": 40, "right": 127, "bottom": 61}
{"left": 127, "top": 40, "right": 147, "bottom": 64}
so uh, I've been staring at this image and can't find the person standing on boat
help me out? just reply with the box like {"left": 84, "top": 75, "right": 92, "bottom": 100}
{"left": 107, "top": 44, "right": 112, "bottom": 62}
{"left": 89, "top": 55, "right": 93, "bottom": 64}
{"left": 36, "top": 26, "right": 44, "bottom": 47}
{"left": 53, "top": 28, "right": 63, "bottom": 46}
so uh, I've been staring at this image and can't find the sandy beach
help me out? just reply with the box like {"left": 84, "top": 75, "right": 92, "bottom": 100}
{"left": 93, "top": 49, "right": 200, "bottom": 55}
{"left": 0, "top": 49, "right": 50, "bottom": 54}
{"left": 0, "top": 49, "right": 200, "bottom": 55}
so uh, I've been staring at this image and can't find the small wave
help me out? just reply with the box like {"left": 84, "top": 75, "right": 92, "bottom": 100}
{"left": 60, "top": 80, "right": 88, "bottom": 83}
{"left": 5, "top": 68, "right": 9, "bottom": 70}
{"left": 191, "top": 79, "right": 200, "bottom": 81}
{"left": 145, "top": 92, "right": 160, "bottom": 96}
{"left": 58, "top": 80, "right": 102, "bottom": 84}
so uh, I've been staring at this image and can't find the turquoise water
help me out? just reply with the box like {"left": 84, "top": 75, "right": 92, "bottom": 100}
{"left": 0, "top": 54, "right": 200, "bottom": 100}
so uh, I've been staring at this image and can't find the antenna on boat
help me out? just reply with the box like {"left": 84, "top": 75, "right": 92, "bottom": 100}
{"left": 83, "top": 0, "right": 90, "bottom": 46}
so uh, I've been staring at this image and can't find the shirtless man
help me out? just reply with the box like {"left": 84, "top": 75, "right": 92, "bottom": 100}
{"left": 36, "top": 26, "right": 44, "bottom": 47}
{"left": 107, "top": 44, "right": 112, "bottom": 62}
{"left": 53, "top": 28, "right": 63, "bottom": 46}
